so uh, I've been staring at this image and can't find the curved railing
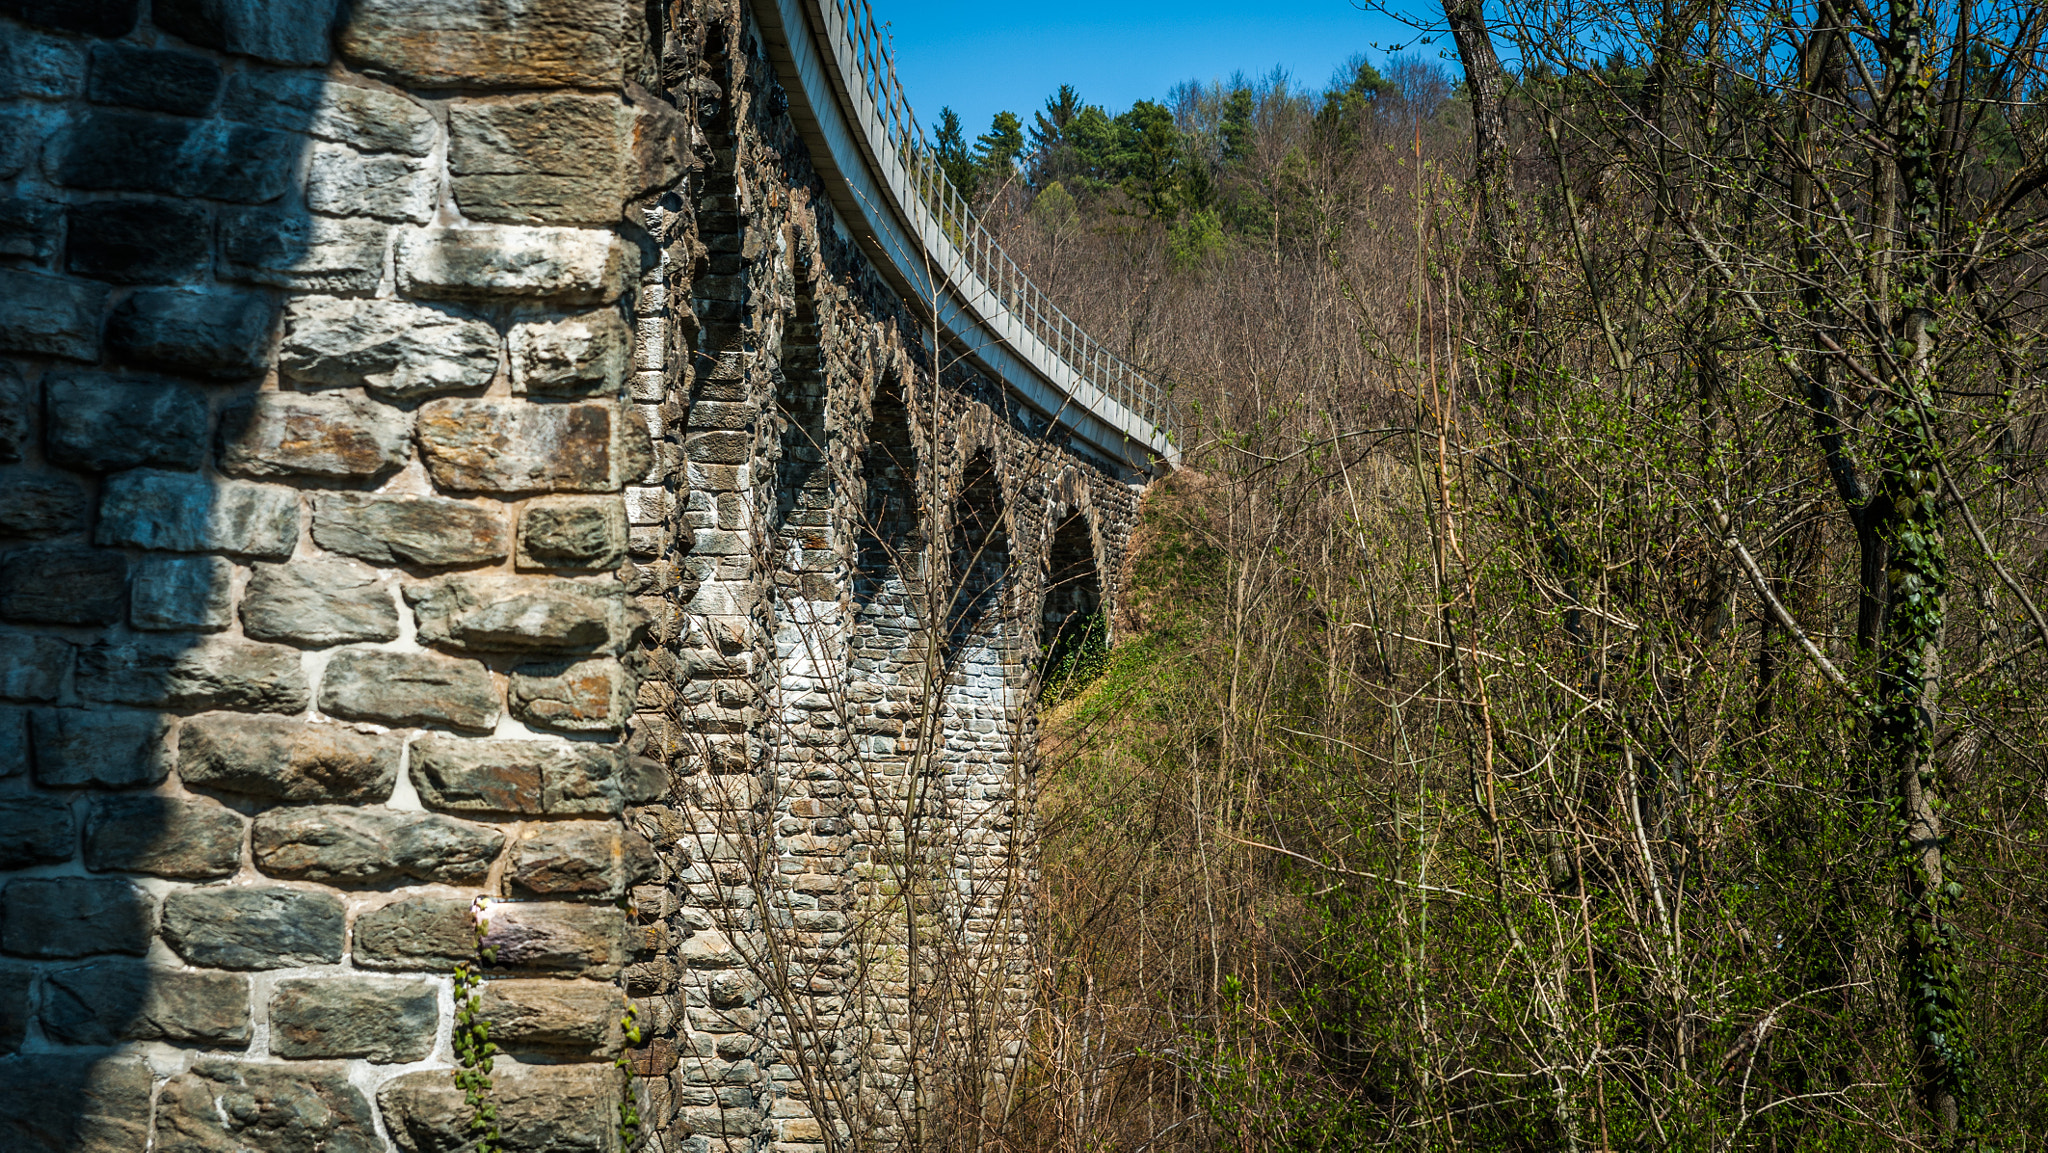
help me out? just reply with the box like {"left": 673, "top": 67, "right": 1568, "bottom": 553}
{"left": 776, "top": 0, "right": 1176, "bottom": 461}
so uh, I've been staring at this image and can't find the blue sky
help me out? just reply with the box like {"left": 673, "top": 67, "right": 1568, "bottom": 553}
{"left": 874, "top": 0, "right": 1442, "bottom": 138}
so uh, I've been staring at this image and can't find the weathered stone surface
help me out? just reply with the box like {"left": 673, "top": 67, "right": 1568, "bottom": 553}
{"left": 0, "top": 1053, "right": 152, "bottom": 1153}
{"left": 253, "top": 805, "right": 503, "bottom": 884}
{"left": 397, "top": 225, "right": 631, "bottom": 304}
{"left": 153, "top": 0, "right": 340, "bottom": 67}
{"left": 0, "top": 23, "right": 86, "bottom": 98}
{"left": 510, "top": 658, "right": 630, "bottom": 732}
{"left": 44, "top": 371, "right": 207, "bottom": 472}
{"left": 624, "top": 84, "right": 688, "bottom": 199}
{"left": 352, "top": 895, "right": 476, "bottom": 971}
{"left": 0, "top": 269, "right": 106, "bottom": 359}
{"left": 387, "top": 1062, "right": 620, "bottom": 1153}
{"left": 220, "top": 208, "right": 388, "bottom": 293}
{"left": 418, "top": 398, "right": 634, "bottom": 495}
{"left": 0, "top": 709, "right": 23, "bottom": 779}
{"left": 319, "top": 648, "right": 500, "bottom": 732}
{"left": 509, "top": 820, "right": 629, "bottom": 897}
{"left": 0, "top": 471, "right": 87, "bottom": 538}
{"left": 40, "top": 961, "right": 250, "bottom": 1046}
{"left": 407, "top": 572, "right": 640, "bottom": 654}
{"left": 0, "top": 635, "right": 67, "bottom": 702}
{"left": 130, "top": 555, "right": 235, "bottom": 632}
{"left": 340, "top": 0, "right": 629, "bottom": 90}
{"left": 106, "top": 287, "right": 275, "bottom": 379}
{"left": 161, "top": 885, "right": 345, "bottom": 969}
{"left": 220, "top": 391, "right": 411, "bottom": 481}
{"left": 451, "top": 95, "right": 626, "bottom": 225}
{"left": 313, "top": 493, "right": 509, "bottom": 568}
{"left": 1, "top": 878, "right": 154, "bottom": 958}
{"left": 508, "top": 310, "right": 631, "bottom": 396}
{"left": 84, "top": 794, "right": 245, "bottom": 879}
{"left": 0, "top": 796, "right": 74, "bottom": 868}
{"left": 224, "top": 73, "right": 436, "bottom": 156}
{"left": 53, "top": 108, "right": 298, "bottom": 203}
{"left": 0, "top": 365, "right": 25, "bottom": 461}
{"left": 0, "top": 964, "right": 25, "bottom": 1053}
{"left": 97, "top": 469, "right": 300, "bottom": 558}
{"left": 242, "top": 558, "right": 399, "bottom": 645}
{"left": 281, "top": 296, "right": 499, "bottom": 401}
{"left": 307, "top": 143, "right": 436, "bottom": 223}
{"left": 155, "top": 1059, "right": 379, "bottom": 1153}
{"left": 518, "top": 498, "right": 628, "bottom": 570}
{"left": 66, "top": 198, "right": 211, "bottom": 283}
{"left": 410, "top": 733, "right": 647, "bottom": 816}
{"left": 0, "top": 545, "right": 126, "bottom": 624}
{"left": 479, "top": 902, "right": 629, "bottom": 978}
{"left": 0, "top": 197, "right": 59, "bottom": 260}
{"left": 479, "top": 979, "right": 625, "bottom": 1055}
{"left": 179, "top": 713, "right": 397, "bottom": 803}
{"left": 269, "top": 977, "right": 436, "bottom": 1062}
{"left": 86, "top": 44, "right": 223, "bottom": 116}
{"left": 30, "top": 708, "right": 171, "bottom": 788}
{"left": 77, "top": 636, "right": 309, "bottom": 713}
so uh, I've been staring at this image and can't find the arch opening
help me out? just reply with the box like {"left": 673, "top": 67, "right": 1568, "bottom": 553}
{"left": 944, "top": 450, "right": 1011, "bottom": 663}
{"left": 1040, "top": 508, "right": 1106, "bottom": 700}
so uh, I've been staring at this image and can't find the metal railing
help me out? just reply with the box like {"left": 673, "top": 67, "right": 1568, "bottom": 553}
{"left": 820, "top": 0, "right": 1174, "bottom": 443}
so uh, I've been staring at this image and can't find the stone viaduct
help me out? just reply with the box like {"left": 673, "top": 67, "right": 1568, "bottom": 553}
{"left": 0, "top": 0, "right": 1173, "bottom": 1150}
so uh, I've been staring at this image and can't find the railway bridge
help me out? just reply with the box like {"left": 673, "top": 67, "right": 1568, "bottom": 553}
{"left": 0, "top": 0, "right": 1171, "bottom": 1148}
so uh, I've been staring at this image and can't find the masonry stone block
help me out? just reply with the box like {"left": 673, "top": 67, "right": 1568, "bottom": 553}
{"left": 307, "top": 142, "right": 437, "bottom": 223}
{"left": 480, "top": 901, "right": 630, "bottom": 977}
{"left": 161, "top": 885, "right": 346, "bottom": 968}
{"left": 451, "top": 94, "right": 627, "bottom": 225}
{"left": 519, "top": 498, "right": 629, "bottom": 571}
{"left": 0, "top": 269, "right": 106, "bottom": 359}
{"left": 30, "top": 708, "right": 171, "bottom": 788}
{"left": 318, "top": 647, "right": 501, "bottom": 731}
{"left": 281, "top": 296, "right": 501, "bottom": 401}
{"left": 97, "top": 469, "right": 300, "bottom": 558}
{"left": 219, "top": 208, "right": 390, "bottom": 293}
{"left": 340, "top": 0, "right": 630, "bottom": 89}
{"left": 411, "top": 733, "right": 644, "bottom": 816}
{"left": 106, "top": 286, "right": 276, "bottom": 379}
{"left": 0, "top": 545, "right": 126, "bottom": 624}
{"left": 510, "top": 819, "right": 630, "bottom": 897}
{"left": 155, "top": 0, "right": 340, "bottom": 65}
{"left": 253, "top": 805, "right": 503, "bottom": 884}
{"left": 0, "top": 197, "right": 59, "bottom": 260}
{"left": 1, "top": 878, "right": 155, "bottom": 957}
{"left": 0, "top": 709, "right": 25, "bottom": 778}
{"left": 269, "top": 976, "right": 438, "bottom": 1061}
{"left": 509, "top": 309, "right": 633, "bottom": 395}
{"left": 40, "top": 960, "right": 251, "bottom": 1046}
{"left": 130, "top": 555, "right": 236, "bottom": 632}
{"left": 480, "top": 979, "right": 627, "bottom": 1056}
{"left": 66, "top": 198, "right": 213, "bottom": 285}
{"left": 407, "top": 572, "right": 640, "bottom": 654}
{"left": 0, "top": 23, "right": 86, "bottom": 98}
{"left": 398, "top": 225, "right": 632, "bottom": 304}
{"left": 178, "top": 713, "right": 398, "bottom": 802}
{"left": 53, "top": 109, "right": 298, "bottom": 203}
{"left": 86, "top": 44, "right": 223, "bottom": 116}
{"left": 510, "top": 657, "right": 631, "bottom": 732}
{"left": 43, "top": 371, "right": 209, "bottom": 472}
{"left": 154, "top": 1059, "right": 379, "bottom": 1153}
{"left": 84, "top": 794, "right": 244, "bottom": 879}
{"left": 418, "top": 398, "right": 646, "bottom": 494}
{"left": 224, "top": 73, "right": 436, "bottom": 156}
{"left": 0, "top": 1053, "right": 153, "bottom": 1153}
{"left": 77, "top": 636, "right": 309, "bottom": 712}
{"left": 352, "top": 895, "right": 476, "bottom": 971}
{"left": 313, "top": 492, "right": 510, "bottom": 567}
{"left": 0, "top": 795, "right": 74, "bottom": 868}
{"left": 0, "top": 964, "right": 25, "bottom": 1053}
{"left": 0, "top": 365, "right": 25, "bottom": 461}
{"left": 242, "top": 558, "right": 399, "bottom": 645}
{"left": 220, "top": 391, "right": 411, "bottom": 481}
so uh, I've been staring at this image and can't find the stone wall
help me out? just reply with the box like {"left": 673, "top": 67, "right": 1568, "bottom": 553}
{"left": 0, "top": 1, "right": 1141, "bottom": 1150}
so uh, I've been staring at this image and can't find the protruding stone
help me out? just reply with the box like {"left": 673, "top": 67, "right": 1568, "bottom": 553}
{"left": 178, "top": 713, "right": 398, "bottom": 803}
{"left": 340, "top": 0, "right": 630, "bottom": 89}
{"left": 76, "top": 636, "right": 309, "bottom": 713}
{"left": 519, "top": 498, "right": 628, "bottom": 570}
{"left": 97, "top": 469, "right": 300, "bottom": 558}
{"left": 84, "top": 795, "right": 244, "bottom": 879}
{"left": 313, "top": 493, "right": 509, "bottom": 567}
{"left": 85, "top": 44, "right": 223, "bottom": 116}
{"left": 451, "top": 94, "right": 627, "bottom": 226}
{"left": 306, "top": 143, "right": 437, "bottom": 223}
{"left": 510, "top": 658, "right": 630, "bottom": 732}
{"left": 478, "top": 979, "right": 626, "bottom": 1056}
{"left": 0, "top": 471, "right": 87, "bottom": 539}
{"left": 40, "top": 961, "right": 250, "bottom": 1046}
{"left": 130, "top": 555, "right": 235, "bottom": 632}
{"left": 43, "top": 371, "right": 208, "bottom": 472}
{"left": 242, "top": 558, "right": 399, "bottom": 645}
{"left": 417, "top": 398, "right": 646, "bottom": 494}
{"left": 224, "top": 72, "right": 436, "bottom": 156}
{"left": 508, "top": 310, "right": 632, "bottom": 395}
{"left": 352, "top": 895, "right": 475, "bottom": 971}
{"left": 220, "top": 208, "right": 389, "bottom": 293}
{"left": 30, "top": 709, "right": 171, "bottom": 789}
{"left": 1, "top": 878, "right": 155, "bottom": 958}
{"left": 66, "top": 198, "right": 211, "bottom": 284}
{"left": 397, "top": 225, "right": 631, "bottom": 304}
{"left": 154, "top": 1059, "right": 378, "bottom": 1153}
{"left": 478, "top": 901, "right": 629, "bottom": 978}
{"left": 0, "top": 1053, "right": 152, "bottom": 1153}
{"left": 269, "top": 977, "right": 437, "bottom": 1062}
{"left": 410, "top": 734, "right": 642, "bottom": 816}
{"left": 161, "top": 886, "right": 345, "bottom": 969}
{"left": 406, "top": 572, "right": 641, "bottom": 655}
{"left": 0, "top": 269, "right": 107, "bottom": 360}
{"left": 220, "top": 391, "right": 411, "bottom": 481}
{"left": 253, "top": 806, "right": 503, "bottom": 884}
{"left": 0, "top": 796, "right": 74, "bottom": 868}
{"left": 319, "top": 648, "right": 500, "bottom": 732}
{"left": 281, "top": 296, "right": 500, "bottom": 401}
{"left": 0, "top": 546, "right": 127, "bottom": 624}
{"left": 510, "top": 820, "right": 631, "bottom": 897}
{"left": 106, "top": 287, "right": 275, "bottom": 379}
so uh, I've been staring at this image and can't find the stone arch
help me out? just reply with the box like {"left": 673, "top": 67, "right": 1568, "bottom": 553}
{"left": 1040, "top": 502, "right": 1106, "bottom": 690}
{"left": 944, "top": 447, "right": 1013, "bottom": 664}
{"left": 771, "top": 238, "right": 829, "bottom": 549}
{"left": 851, "top": 370, "right": 923, "bottom": 632}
